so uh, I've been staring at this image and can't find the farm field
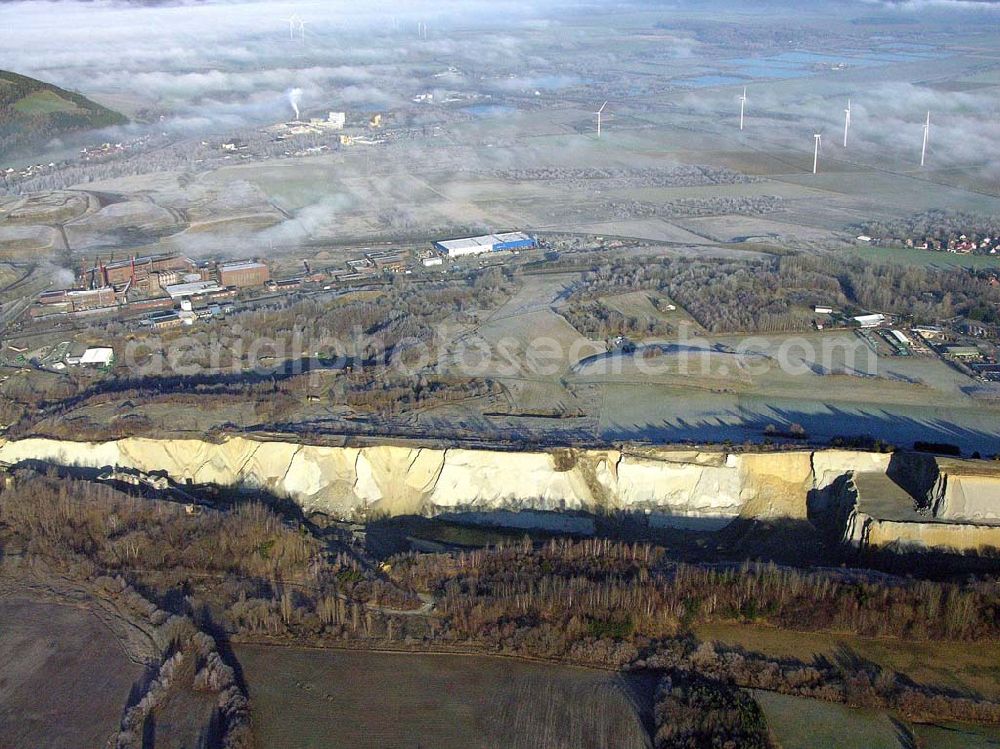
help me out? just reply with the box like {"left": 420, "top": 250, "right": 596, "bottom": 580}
{"left": 754, "top": 690, "right": 1000, "bottom": 749}
{"left": 851, "top": 244, "right": 1000, "bottom": 270}
{"left": 697, "top": 622, "right": 1000, "bottom": 702}
{"left": 236, "top": 646, "right": 654, "bottom": 749}
{"left": 0, "top": 597, "right": 143, "bottom": 749}
{"left": 753, "top": 690, "right": 902, "bottom": 749}
{"left": 912, "top": 722, "right": 1000, "bottom": 748}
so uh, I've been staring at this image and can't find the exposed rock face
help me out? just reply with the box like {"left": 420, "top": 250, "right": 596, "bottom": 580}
{"left": 846, "top": 510, "right": 1000, "bottom": 552}
{"left": 1, "top": 436, "right": 998, "bottom": 553}
{"left": 930, "top": 459, "right": 1000, "bottom": 524}
{"left": 0, "top": 437, "right": 818, "bottom": 520}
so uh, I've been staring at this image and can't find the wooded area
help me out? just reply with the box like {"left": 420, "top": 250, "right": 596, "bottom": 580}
{"left": 569, "top": 254, "right": 1000, "bottom": 333}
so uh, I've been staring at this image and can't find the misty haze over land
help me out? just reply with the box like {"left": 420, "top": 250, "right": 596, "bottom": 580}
{"left": 1, "top": 0, "right": 998, "bottom": 161}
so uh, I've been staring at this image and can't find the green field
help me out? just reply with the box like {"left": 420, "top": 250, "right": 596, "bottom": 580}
{"left": 697, "top": 622, "right": 1000, "bottom": 702}
{"left": 755, "top": 690, "right": 1000, "bottom": 749}
{"left": 12, "top": 90, "right": 81, "bottom": 116}
{"left": 754, "top": 690, "right": 901, "bottom": 749}
{"left": 850, "top": 244, "right": 1000, "bottom": 269}
{"left": 912, "top": 721, "right": 1000, "bottom": 748}
{"left": 236, "top": 646, "right": 654, "bottom": 749}
{"left": 0, "top": 69, "right": 126, "bottom": 159}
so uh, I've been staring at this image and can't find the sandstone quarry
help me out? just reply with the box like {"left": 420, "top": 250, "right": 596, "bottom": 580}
{"left": 1, "top": 435, "right": 998, "bottom": 553}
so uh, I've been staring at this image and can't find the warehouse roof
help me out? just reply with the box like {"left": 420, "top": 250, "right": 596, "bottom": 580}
{"left": 435, "top": 231, "right": 534, "bottom": 253}
{"left": 80, "top": 347, "right": 114, "bottom": 366}
{"left": 494, "top": 231, "right": 534, "bottom": 243}
{"left": 436, "top": 235, "right": 496, "bottom": 253}
{"left": 164, "top": 281, "right": 224, "bottom": 299}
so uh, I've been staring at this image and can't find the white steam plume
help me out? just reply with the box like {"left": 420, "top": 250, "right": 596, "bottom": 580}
{"left": 288, "top": 87, "right": 303, "bottom": 121}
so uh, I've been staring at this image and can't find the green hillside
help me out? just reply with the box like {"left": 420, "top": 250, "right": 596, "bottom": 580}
{"left": 0, "top": 70, "right": 127, "bottom": 159}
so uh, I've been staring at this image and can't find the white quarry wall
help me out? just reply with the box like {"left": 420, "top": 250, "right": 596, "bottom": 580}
{"left": 0, "top": 436, "right": 805, "bottom": 518}
{"left": 1, "top": 436, "right": 998, "bottom": 552}
{"left": 933, "top": 474, "right": 1000, "bottom": 523}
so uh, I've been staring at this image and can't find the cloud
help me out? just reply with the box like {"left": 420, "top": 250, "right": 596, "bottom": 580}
{"left": 680, "top": 80, "right": 1000, "bottom": 171}
{"left": 865, "top": 0, "right": 1000, "bottom": 11}
{"left": 491, "top": 74, "right": 583, "bottom": 93}
{"left": 0, "top": 0, "right": 575, "bottom": 134}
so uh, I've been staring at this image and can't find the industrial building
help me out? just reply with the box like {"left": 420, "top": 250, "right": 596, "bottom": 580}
{"left": 64, "top": 347, "right": 114, "bottom": 367}
{"left": 945, "top": 345, "right": 982, "bottom": 360}
{"left": 266, "top": 278, "right": 303, "bottom": 292}
{"left": 888, "top": 330, "right": 912, "bottom": 347}
{"left": 81, "top": 253, "right": 194, "bottom": 288}
{"left": 335, "top": 271, "right": 374, "bottom": 283}
{"left": 164, "top": 281, "right": 224, "bottom": 299}
{"left": 79, "top": 347, "right": 115, "bottom": 367}
{"left": 853, "top": 313, "right": 886, "bottom": 329}
{"left": 145, "top": 310, "right": 183, "bottom": 329}
{"left": 38, "top": 286, "right": 118, "bottom": 312}
{"left": 434, "top": 231, "right": 537, "bottom": 258}
{"left": 218, "top": 261, "right": 270, "bottom": 288}
{"left": 330, "top": 112, "right": 347, "bottom": 129}
{"left": 366, "top": 250, "right": 409, "bottom": 272}
{"left": 127, "top": 297, "right": 175, "bottom": 314}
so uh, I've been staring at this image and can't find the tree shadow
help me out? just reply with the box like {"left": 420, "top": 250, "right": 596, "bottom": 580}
{"left": 891, "top": 717, "right": 917, "bottom": 749}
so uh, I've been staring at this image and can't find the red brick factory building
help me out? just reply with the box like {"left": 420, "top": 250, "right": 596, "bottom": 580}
{"left": 81, "top": 253, "right": 195, "bottom": 288}
{"left": 218, "top": 261, "right": 270, "bottom": 288}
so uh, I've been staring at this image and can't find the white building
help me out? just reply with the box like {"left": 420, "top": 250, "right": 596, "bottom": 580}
{"left": 434, "top": 231, "right": 536, "bottom": 258}
{"left": 164, "top": 281, "right": 224, "bottom": 299}
{"left": 889, "top": 329, "right": 912, "bottom": 346}
{"left": 813, "top": 305, "right": 834, "bottom": 314}
{"left": 79, "top": 347, "right": 114, "bottom": 367}
{"left": 853, "top": 313, "right": 886, "bottom": 328}
{"left": 422, "top": 256, "right": 444, "bottom": 267}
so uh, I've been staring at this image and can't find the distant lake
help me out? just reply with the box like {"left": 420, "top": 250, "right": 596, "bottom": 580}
{"left": 676, "top": 74, "right": 746, "bottom": 88}
{"left": 714, "top": 45, "right": 943, "bottom": 83}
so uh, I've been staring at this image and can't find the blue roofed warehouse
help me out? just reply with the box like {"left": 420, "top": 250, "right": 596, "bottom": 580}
{"left": 434, "top": 231, "right": 537, "bottom": 257}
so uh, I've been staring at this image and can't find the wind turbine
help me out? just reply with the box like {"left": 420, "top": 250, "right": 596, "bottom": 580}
{"left": 297, "top": 19, "right": 307, "bottom": 43}
{"left": 739, "top": 87, "right": 747, "bottom": 131}
{"left": 285, "top": 14, "right": 301, "bottom": 40}
{"left": 595, "top": 101, "right": 608, "bottom": 138}
{"left": 920, "top": 111, "right": 930, "bottom": 167}
{"left": 813, "top": 133, "right": 822, "bottom": 174}
{"left": 843, "top": 99, "right": 851, "bottom": 148}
